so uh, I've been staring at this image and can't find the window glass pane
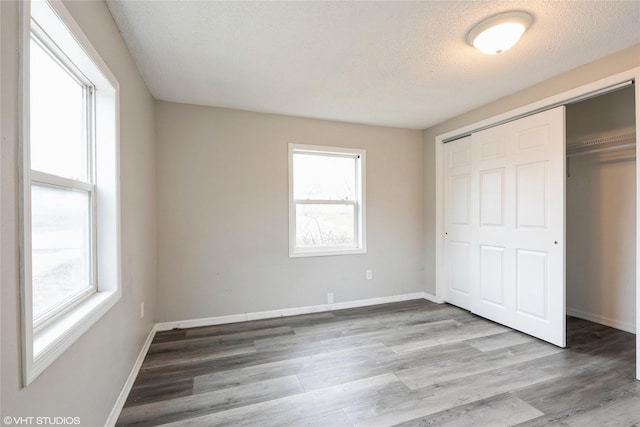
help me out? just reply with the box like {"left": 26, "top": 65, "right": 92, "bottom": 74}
{"left": 296, "top": 204, "right": 355, "bottom": 248}
{"left": 30, "top": 37, "right": 87, "bottom": 181}
{"left": 293, "top": 153, "right": 356, "bottom": 200}
{"left": 31, "top": 184, "right": 92, "bottom": 320}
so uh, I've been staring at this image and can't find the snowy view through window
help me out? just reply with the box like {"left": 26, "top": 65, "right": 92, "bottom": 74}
{"left": 30, "top": 35, "right": 93, "bottom": 320}
{"left": 293, "top": 152, "right": 357, "bottom": 248}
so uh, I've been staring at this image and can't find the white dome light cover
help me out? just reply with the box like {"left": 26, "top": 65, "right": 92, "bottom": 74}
{"left": 467, "top": 11, "right": 532, "bottom": 55}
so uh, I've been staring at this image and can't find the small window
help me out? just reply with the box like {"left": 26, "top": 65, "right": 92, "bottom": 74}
{"left": 288, "top": 144, "right": 366, "bottom": 257}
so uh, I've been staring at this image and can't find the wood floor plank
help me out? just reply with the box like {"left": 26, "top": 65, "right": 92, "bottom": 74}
{"left": 124, "top": 378, "right": 194, "bottom": 408}
{"left": 117, "top": 299, "right": 638, "bottom": 427}
{"left": 297, "top": 341, "right": 479, "bottom": 391}
{"left": 278, "top": 410, "right": 353, "bottom": 427}
{"left": 394, "top": 394, "right": 543, "bottom": 427}
{"left": 290, "top": 303, "right": 469, "bottom": 339}
{"left": 192, "top": 343, "right": 393, "bottom": 394}
{"left": 395, "top": 340, "right": 562, "bottom": 390}
{"left": 179, "top": 312, "right": 336, "bottom": 341}
{"left": 117, "top": 375, "right": 304, "bottom": 426}
{"left": 465, "top": 330, "right": 533, "bottom": 352}
{"left": 132, "top": 338, "right": 363, "bottom": 387}
{"left": 148, "top": 325, "right": 294, "bottom": 352}
{"left": 516, "top": 372, "right": 640, "bottom": 426}
{"left": 159, "top": 374, "right": 408, "bottom": 427}
{"left": 514, "top": 366, "right": 634, "bottom": 415}
{"left": 346, "top": 364, "right": 558, "bottom": 426}
{"left": 149, "top": 328, "right": 186, "bottom": 344}
{"left": 141, "top": 343, "right": 257, "bottom": 371}
{"left": 254, "top": 318, "right": 462, "bottom": 354}
{"left": 560, "top": 392, "right": 640, "bottom": 427}
{"left": 389, "top": 320, "right": 510, "bottom": 353}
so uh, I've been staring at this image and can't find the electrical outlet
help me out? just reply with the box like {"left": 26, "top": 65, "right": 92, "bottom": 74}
{"left": 327, "top": 292, "right": 334, "bottom": 304}
{"left": 366, "top": 269, "right": 373, "bottom": 280}
{"left": 140, "top": 301, "right": 145, "bottom": 319}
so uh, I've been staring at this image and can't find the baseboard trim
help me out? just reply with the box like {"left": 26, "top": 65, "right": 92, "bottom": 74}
{"left": 423, "top": 292, "right": 444, "bottom": 304}
{"left": 156, "top": 292, "right": 441, "bottom": 331}
{"left": 105, "top": 325, "right": 157, "bottom": 427}
{"left": 567, "top": 307, "right": 636, "bottom": 334}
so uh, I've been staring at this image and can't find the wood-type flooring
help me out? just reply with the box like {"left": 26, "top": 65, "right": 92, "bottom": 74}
{"left": 117, "top": 299, "right": 639, "bottom": 426}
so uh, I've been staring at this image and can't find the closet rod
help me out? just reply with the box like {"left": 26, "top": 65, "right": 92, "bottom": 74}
{"left": 567, "top": 142, "right": 636, "bottom": 158}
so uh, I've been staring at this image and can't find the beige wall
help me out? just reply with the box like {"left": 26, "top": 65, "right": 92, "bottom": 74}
{"left": 156, "top": 102, "right": 424, "bottom": 322}
{"left": 1, "top": 1, "right": 156, "bottom": 424}
{"left": 423, "top": 44, "right": 640, "bottom": 295}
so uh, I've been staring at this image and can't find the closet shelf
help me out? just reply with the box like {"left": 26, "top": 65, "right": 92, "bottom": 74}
{"left": 566, "top": 132, "right": 636, "bottom": 157}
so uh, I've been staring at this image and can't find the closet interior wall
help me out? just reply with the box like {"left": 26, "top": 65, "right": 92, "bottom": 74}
{"left": 566, "top": 86, "right": 637, "bottom": 333}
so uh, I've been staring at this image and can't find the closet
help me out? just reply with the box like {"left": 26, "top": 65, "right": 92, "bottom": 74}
{"left": 442, "top": 84, "right": 637, "bottom": 348}
{"left": 566, "top": 86, "right": 636, "bottom": 333}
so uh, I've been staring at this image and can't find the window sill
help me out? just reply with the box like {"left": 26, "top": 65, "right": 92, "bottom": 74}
{"left": 290, "top": 248, "right": 367, "bottom": 258}
{"left": 27, "top": 290, "right": 120, "bottom": 385}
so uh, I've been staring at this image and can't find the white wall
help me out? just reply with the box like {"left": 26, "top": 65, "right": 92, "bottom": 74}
{"left": 566, "top": 88, "right": 636, "bottom": 332}
{"left": 423, "top": 44, "right": 640, "bottom": 295}
{"left": 1, "top": 1, "right": 156, "bottom": 424}
{"left": 566, "top": 150, "right": 636, "bottom": 331}
{"left": 156, "top": 102, "right": 424, "bottom": 322}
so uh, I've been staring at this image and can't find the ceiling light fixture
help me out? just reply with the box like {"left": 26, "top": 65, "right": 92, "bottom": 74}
{"left": 467, "top": 11, "right": 532, "bottom": 55}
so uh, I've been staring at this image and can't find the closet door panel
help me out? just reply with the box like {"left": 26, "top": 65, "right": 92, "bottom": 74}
{"left": 444, "top": 136, "right": 474, "bottom": 310}
{"left": 471, "top": 106, "right": 566, "bottom": 347}
{"left": 473, "top": 121, "right": 514, "bottom": 324}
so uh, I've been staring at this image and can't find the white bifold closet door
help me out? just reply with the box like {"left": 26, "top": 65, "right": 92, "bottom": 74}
{"left": 444, "top": 106, "right": 566, "bottom": 347}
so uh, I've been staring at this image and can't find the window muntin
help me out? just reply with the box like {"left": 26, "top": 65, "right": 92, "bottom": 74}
{"left": 289, "top": 144, "right": 366, "bottom": 257}
{"left": 28, "top": 31, "right": 96, "bottom": 329}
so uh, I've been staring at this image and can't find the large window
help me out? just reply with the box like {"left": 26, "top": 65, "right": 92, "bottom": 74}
{"left": 30, "top": 25, "right": 96, "bottom": 330}
{"left": 289, "top": 144, "right": 366, "bottom": 257}
{"left": 20, "top": 0, "right": 120, "bottom": 385}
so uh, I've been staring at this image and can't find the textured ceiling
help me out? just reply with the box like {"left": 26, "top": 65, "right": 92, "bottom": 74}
{"left": 106, "top": 1, "right": 640, "bottom": 130}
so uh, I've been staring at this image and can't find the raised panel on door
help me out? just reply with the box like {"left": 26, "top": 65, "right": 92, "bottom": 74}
{"left": 516, "top": 249, "right": 548, "bottom": 320}
{"left": 471, "top": 107, "right": 566, "bottom": 347}
{"left": 451, "top": 175, "right": 470, "bottom": 225}
{"left": 517, "top": 162, "right": 549, "bottom": 229}
{"left": 444, "top": 136, "right": 473, "bottom": 311}
{"left": 480, "top": 168, "right": 505, "bottom": 227}
{"left": 448, "top": 241, "right": 471, "bottom": 296}
{"left": 479, "top": 136, "right": 507, "bottom": 161}
{"left": 479, "top": 245, "right": 506, "bottom": 307}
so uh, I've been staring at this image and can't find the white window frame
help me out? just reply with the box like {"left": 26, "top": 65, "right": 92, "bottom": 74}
{"left": 19, "top": 0, "right": 121, "bottom": 386}
{"left": 288, "top": 143, "right": 367, "bottom": 258}
{"left": 29, "top": 26, "right": 98, "bottom": 332}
